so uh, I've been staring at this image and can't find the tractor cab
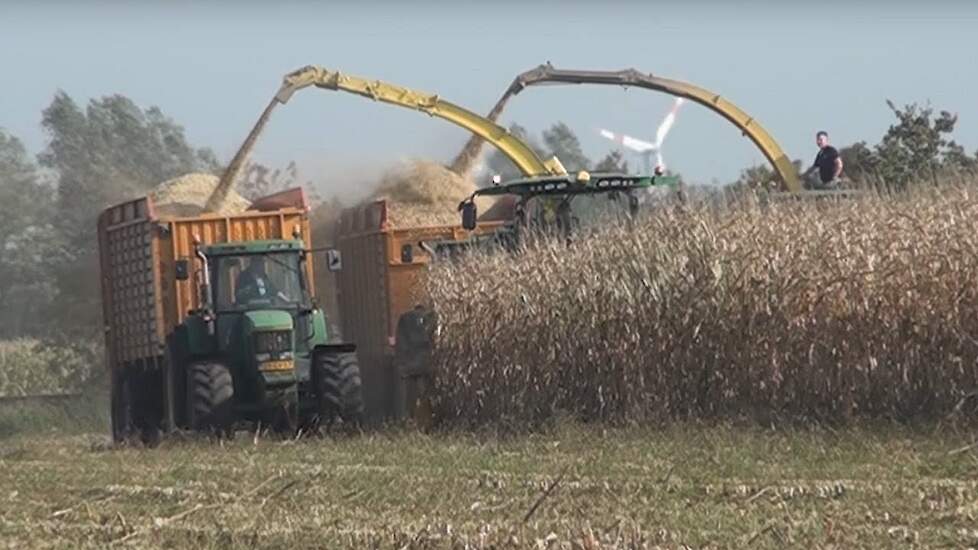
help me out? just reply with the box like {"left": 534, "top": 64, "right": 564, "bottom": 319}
{"left": 202, "top": 241, "right": 316, "bottom": 386}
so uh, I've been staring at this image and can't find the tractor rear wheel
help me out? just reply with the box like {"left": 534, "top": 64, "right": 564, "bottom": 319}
{"left": 189, "top": 362, "right": 234, "bottom": 438}
{"left": 313, "top": 351, "right": 364, "bottom": 429}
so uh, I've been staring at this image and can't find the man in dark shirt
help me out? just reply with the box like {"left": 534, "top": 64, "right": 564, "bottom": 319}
{"left": 803, "top": 131, "right": 844, "bottom": 189}
{"left": 235, "top": 257, "right": 279, "bottom": 304}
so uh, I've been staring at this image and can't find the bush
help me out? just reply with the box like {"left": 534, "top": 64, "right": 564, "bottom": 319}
{"left": 0, "top": 338, "right": 97, "bottom": 396}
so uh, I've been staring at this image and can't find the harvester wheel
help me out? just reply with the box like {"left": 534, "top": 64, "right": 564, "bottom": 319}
{"left": 313, "top": 352, "right": 364, "bottom": 429}
{"left": 189, "top": 362, "right": 234, "bottom": 438}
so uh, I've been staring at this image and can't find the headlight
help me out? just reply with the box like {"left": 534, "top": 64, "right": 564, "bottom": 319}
{"left": 254, "top": 330, "right": 291, "bottom": 353}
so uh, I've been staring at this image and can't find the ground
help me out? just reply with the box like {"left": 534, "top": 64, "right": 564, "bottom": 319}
{"left": 1, "top": 415, "right": 977, "bottom": 549}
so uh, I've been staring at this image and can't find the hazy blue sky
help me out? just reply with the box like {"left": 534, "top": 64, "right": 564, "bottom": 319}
{"left": 2, "top": 1, "right": 976, "bottom": 195}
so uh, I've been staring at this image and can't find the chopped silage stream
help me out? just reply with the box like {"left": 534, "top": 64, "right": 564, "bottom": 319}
{"left": 151, "top": 159, "right": 489, "bottom": 228}
{"left": 362, "top": 159, "right": 496, "bottom": 227}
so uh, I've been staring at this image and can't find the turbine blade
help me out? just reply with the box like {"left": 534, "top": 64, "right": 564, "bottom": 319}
{"left": 598, "top": 128, "right": 655, "bottom": 152}
{"left": 619, "top": 134, "right": 657, "bottom": 152}
{"left": 654, "top": 97, "right": 685, "bottom": 148}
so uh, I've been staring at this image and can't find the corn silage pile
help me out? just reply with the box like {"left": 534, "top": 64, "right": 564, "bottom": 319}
{"left": 426, "top": 186, "right": 978, "bottom": 427}
{"left": 150, "top": 173, "right": 251, "bottom": 216}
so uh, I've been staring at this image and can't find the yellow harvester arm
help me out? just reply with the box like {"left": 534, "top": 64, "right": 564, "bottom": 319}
{"left": 450, "top": 64, "right": 802, "bottom": 193}
{"left": 207, "top": 65, "right": 564, "bottom": 212}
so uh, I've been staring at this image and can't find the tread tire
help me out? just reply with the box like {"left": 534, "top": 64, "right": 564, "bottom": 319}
{"left": 189, "top": 362, "right": 234, "bottom": 438}
{"left": 314, "top": 352, "right": 364, "bottom": 429}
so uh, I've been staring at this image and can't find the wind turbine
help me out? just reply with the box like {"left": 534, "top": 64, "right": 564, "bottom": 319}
{"left": 599, "top": 97, "right": 685, "bottom": 174}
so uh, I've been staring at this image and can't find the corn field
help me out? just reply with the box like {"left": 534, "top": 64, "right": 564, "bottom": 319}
{"left": 425, "top": 184, "right": 978, "bottom": 427}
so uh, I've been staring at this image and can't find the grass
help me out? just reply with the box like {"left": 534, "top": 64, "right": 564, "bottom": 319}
{"left": 0, "top": 393, "right": 109, "bottom": 440}
{"left": 1, "top": 423, "right": 977, "bottom": 548}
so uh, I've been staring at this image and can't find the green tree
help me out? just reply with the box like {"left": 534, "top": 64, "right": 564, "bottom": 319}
{"left": 542, "top": 122, "right": 590, "bottom": 172}
{"left": 483, "top": 122, "right": 592, "bottom": 183}
{"left": 874, "top": 100, "right": 966, "bottom": 188}
{"left": 942, "top": 141, "right": 978, "bottom": 178}
{"left": 484, "top": 123, "right": 548, "bottom": 182}
{"left": 732, "top": 163, "right": 779, "bottom": 192}
{"left": 0, "top": 129, "right": 65, "bottom": 336}
{"left": 594, "top": 150, "right": 629, "bottom": 173}
{"left": 837, "top": 141, "right": 879, "bottom": 184}
{"left": 38, "top": 91, "right": 221, "bottom": 337}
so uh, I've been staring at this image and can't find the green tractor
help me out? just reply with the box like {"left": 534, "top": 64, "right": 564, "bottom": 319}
{"left": 100, "top": 196, "right": 365, "bottom": 444}
{"left": 167, "top": 240, "right": 363, "bottom": 437}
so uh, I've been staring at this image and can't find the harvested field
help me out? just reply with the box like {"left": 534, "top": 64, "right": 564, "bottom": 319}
{"left": 427, "top": 184, "right": 978, "bottom": 427}
{"left": 1, "top": 423, "right": 976, "bottom": 548}
{"left": 150, "top": 173, "right": 251, "bottom": 217}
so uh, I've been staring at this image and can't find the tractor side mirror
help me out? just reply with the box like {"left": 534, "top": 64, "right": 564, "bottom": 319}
{"left": 175, "top": 259, "right": 190, "bottom": 281}
{"left": 401, "top": 244, "right": 414, "bottom": 264}
{"left": 325, "top": 248, "right": 343, "bottom": 272}
{"left": 460, "top": 201, "right": 477, "bottom": 230}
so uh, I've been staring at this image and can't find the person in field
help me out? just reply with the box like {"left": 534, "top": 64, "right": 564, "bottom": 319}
{"left": 803, "top": 130, "right": 844, "bottom": 189}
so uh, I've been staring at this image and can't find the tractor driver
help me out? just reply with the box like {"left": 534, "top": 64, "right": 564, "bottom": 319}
{"left": 235, "top": 256, "right": 280, "bottom": 304}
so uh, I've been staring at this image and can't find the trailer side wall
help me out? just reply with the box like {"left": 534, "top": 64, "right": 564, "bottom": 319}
{"left": 98, "top": 197, "right": 311, "bottom": 375}
{"left": 334, "top": 200, "right": 503, "bottom": 420}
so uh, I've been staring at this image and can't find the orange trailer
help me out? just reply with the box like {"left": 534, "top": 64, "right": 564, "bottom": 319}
{"left": 332, "top": 199, "right": 503, "bottom": 420}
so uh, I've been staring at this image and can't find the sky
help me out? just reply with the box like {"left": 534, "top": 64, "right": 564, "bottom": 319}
{"left": 2, "top": 0, "right": 977, "bottom": 196}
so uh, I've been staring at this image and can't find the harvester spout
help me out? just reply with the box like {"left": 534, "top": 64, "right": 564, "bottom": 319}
{"left": 206, "top": 97, "right": 281, "bottom": 214}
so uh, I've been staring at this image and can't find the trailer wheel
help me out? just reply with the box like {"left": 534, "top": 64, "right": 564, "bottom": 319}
{"left": 131, "top": 369, "right": 163, "bottom": 447}
{"left": 110, "top": 370, "right": 132, "bottom": 444}
{"left": 313, "top": 351, "right": 364, "bottom": 429}
{"left": 189, "top": 362, "right": 234, "bottom": 438}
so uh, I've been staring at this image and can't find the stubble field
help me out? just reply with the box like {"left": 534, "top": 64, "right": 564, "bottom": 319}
{"left": 1, "top": 413, "right": 977, "bottom": 549}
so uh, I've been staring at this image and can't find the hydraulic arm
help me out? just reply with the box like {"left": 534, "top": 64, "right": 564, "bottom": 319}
{"left": 207, "top": 65, "right": 566, "bottom": 212}
{"left": 450, "top": 63, "right": 802, "bottom": 192}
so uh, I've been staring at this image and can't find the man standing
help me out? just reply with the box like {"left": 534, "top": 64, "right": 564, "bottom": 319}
{"left": 803, "top": 131, "right": 844, "bottom": 189}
